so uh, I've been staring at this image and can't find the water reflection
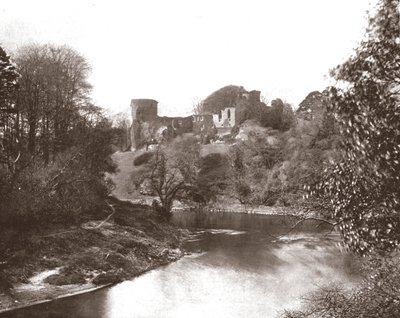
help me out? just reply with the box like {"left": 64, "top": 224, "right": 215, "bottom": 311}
{"left": 172, "top": 210, "right": 332, "bottom": 233}
{"left": 1, "top": 213, "right": 358, "bottom": 318}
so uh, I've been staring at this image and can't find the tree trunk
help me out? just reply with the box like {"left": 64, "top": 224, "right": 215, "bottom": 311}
{"left": 28, "top": 117, "right": 36, "bottom": 154}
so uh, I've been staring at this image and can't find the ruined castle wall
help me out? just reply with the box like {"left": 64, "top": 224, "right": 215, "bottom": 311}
{"left": 213, "top": 107, "right": 235, "bottom": 129}
{"left": 156, "top": 116, "right": 193, "bottom": 137}
{"left": 130, "top": 97, "right": 194, "bottom": 149}
{"left": 192, "top": 114, "right": 214, "bottom": 135}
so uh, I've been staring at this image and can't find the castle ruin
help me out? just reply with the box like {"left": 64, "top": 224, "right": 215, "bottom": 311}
{"left": 130, "top": 99, "right": 193, "bottom": 150}
{"left": 129, "top": 88, "right": 262, "bottom": 149}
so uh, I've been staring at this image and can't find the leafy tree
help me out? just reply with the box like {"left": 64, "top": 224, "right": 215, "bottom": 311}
{"left": 316, "top": 0, "right": 400, "bottom": 255}
{"left": 228, "top": 146, "right": 252, "bottom": 206}
{"left": 284, "top": 3, "right": 400, "bottom": 316}
{"left": 280, "top": 102, "right": 296, "bottom": 131}
{"left": 261, "top": 99, "right": 295, "bottom": 131}
{"left": 0, "top": 45, "right": 20, "bottom": 173}
{"left": 0, "top": 46, "right": 19, "bottom": 107}
{"left": 202, "top": 85, "right": 247, "bottom": 114}
{"left": 0, "top": 113, "right": 116, "bottom": 226}
{"left": 196, "top": 152, "right": 230, "bottom": 203}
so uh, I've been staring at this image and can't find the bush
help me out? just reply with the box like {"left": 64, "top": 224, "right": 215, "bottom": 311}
{"left": 133, "top": 151, "right": 154, "bottom": 166}
{"left": 282, "top": 256, "right": 400, "bottom": 318}
{"left": 0, "top": 149, "right": 113, "bottom": 227}
{"left": 198, "top": 153, "right": 229, "bottom": 193}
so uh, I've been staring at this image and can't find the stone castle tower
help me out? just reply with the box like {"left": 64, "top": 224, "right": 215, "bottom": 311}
{"left": 130, "top": 99, "right": 158, "bottom": 150}
{"left": 131, "top": 99, "right": 158, "bottom": 122}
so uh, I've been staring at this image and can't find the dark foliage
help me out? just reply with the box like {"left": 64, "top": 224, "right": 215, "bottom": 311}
{"left": 315, "top": 0, "right": 400, "bottom": 255}
{"left": 133, "top": 151, "right": 154, "bottom": 166}
{"left": 0, "top": 45, "right": 117, "bottom": 227}
{"left": 282, "top": 255, "right": 400, "bottom": 318}
{"left": 198, "top": 153, "right": 229, "bottom": 193}
{"left": 201, "top": 85, "right": 247, "bottom": 114}
{"left": 285, "top": 1, "right": 400, "bottom": 317}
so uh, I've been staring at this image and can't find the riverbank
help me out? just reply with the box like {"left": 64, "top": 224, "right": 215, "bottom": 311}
{"left": 0, "top": 198, "right": 189, "bottom": 313}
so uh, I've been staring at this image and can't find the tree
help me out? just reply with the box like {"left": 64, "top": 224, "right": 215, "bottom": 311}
{"left": 44, "top": 117, "right": 117, "bottom": 223}
{"left": 317, "top": 0, "right": 400, "bottom": 254}
{"left": 111, "top": 112, "right": 131, "bottom": 150}
{"left": 139, "top": 136, "right": 203, "bottom": 218}
{"left": 149, "top": 147, "right": 186, "bottom": 219}
{"left": 262, "top": 99, "right": 295, "bottom": 131}
{"left": 192, "top": 97, "right": 204, "bottom": 115}
{"left": 228, "top": 145, "right": 252, "bottom": 206}
{"left": 284, "top": 1, "right": 400, "bottom": 314}
{"left": 226, "top": 130, "right": 285, "bottom": 208}
{"left": 196, "top": 152, "right": 230, "bottom": 204}
{"left": 15, "top": 44, "right": 92, "bottom": 163}
{"left": 280, "top": 102, "right": 296, "bottom": 131}
{"left": 0, "top": 44, "right": 116, "bottom": 226}
{"left": 202, "top": 85, "right": 247, "bottom": 114}
{"left": 0, "top": 45, "right": 20, "bottom": 173}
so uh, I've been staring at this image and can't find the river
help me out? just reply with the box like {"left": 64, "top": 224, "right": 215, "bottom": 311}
{"left": 2, "top": 211, "right": 359, "bottom": 318}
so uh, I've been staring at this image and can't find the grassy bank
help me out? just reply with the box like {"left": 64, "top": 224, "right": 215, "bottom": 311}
{"left": 0, "top": 198, "right": 188, "bottom": 313}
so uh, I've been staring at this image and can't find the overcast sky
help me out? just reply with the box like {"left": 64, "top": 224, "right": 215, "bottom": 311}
{"left": 0, "top": 0, "right": 378, "bottom": 116}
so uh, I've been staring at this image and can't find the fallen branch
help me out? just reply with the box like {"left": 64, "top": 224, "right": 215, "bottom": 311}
{"left": 41, "top": 202, "right": 116, "bottom": 236}
{"left": 48, "top": 152, "right": 83, "bottom": 189}
{"left": 82, "top": 201, "right": 116, "bottom": 230}
{"left": 92, "top": 201, "right": 116, "bottom": 229}
{"left": 285, "top": 216, "right": 340, "bottom": 235}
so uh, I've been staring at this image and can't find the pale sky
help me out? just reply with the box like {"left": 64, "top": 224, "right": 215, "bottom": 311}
{"left": 0, "top": 0, "right": 378, "bottom": 116}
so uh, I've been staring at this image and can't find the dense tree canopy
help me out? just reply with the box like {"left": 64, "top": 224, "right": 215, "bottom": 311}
{"left": 318, "top": 0, "right": 400, "bottom": 254}
{"left": 0, "top": 46, "right": 19, "bottom": 108}
{"left": 201, "top": 85, "right": 247, "bottom": 114}
{"left": 15, "top": 44, "right": 92, "bottom": 161}
{"left": 0, "top": 46, "right": 20, "bottom": 169}
{"left": 0, "top": 44, "right": 119, "bottom": 226}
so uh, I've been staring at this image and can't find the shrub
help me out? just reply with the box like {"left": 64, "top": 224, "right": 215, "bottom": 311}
{"left": 133, "top": 152, "right": 154, "bottom": 166}
{"left": 282, "top": 256, "right": 400, "bottom": 318}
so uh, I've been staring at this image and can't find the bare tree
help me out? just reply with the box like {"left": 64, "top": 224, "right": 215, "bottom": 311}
{"left": 135, "top": 136, "right": 203, "bottom": 217}
{"left": 150, "top": 147, "right": 185, "bottom": 219}
{"left": 15, "top": 44, "right": 92, "bottom": 163}
{"left": 111, "top": 112, "right": 131, "bottom": 150}
{"left": 192, "top": 97, "right": 204, "bottom": 115}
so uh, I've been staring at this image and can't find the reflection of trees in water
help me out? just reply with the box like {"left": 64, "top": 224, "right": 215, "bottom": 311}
{"left": 172, "top": 211, "right": 326, "bottom": 234}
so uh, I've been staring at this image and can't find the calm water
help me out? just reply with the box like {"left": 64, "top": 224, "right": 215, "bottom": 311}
{"left": 2, "top": 211, "right": 359, "bottom": 318}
